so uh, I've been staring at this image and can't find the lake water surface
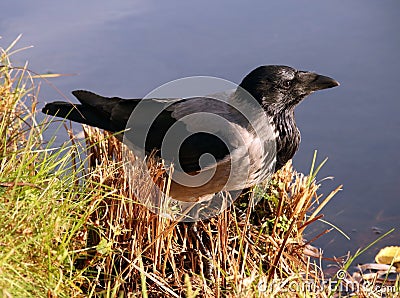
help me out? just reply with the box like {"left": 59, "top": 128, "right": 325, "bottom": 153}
{"left": 2, "top": 0, "right": 399, "bottom": 265}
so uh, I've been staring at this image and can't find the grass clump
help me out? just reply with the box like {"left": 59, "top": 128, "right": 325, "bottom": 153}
{"left": 0, "top": 37, "right": 112, "bottom": 297}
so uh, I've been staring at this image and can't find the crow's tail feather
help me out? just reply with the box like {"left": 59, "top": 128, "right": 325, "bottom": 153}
{"left": 42, "top": 102, "right": 117, "bottom": 132}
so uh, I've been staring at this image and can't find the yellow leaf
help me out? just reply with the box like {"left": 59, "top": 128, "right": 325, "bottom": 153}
{"left": 375, "top": 246, "right": 400, "bottom": 264}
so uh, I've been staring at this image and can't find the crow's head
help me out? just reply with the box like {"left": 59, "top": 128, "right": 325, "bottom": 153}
{"left": 239, "top": 65, "right": 339, "bottom": 114}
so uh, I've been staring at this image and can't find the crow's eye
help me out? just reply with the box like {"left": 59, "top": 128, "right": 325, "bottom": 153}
{"left": 281, "top": 80, "right": 292, "bottom": 89}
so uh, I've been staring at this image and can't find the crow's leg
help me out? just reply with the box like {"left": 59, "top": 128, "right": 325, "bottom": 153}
{"left": 187, "top": 221, "right": 213, "bottom": 281}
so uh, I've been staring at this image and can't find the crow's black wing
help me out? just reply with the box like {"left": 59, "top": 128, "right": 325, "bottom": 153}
{"left": 128, "top": 96, "right": 236, "bottom": 173}
{"left": 43, "top": 91, "right": 233, "bottom": 173}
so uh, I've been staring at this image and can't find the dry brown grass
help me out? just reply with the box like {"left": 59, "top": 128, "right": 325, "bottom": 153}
{"left": 74, "top": 126, "right": 342, "bottom": 297}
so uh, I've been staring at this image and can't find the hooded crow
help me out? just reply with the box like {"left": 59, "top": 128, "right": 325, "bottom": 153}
{"left": 43, "top": 65, "right": 339, "bottom": 202}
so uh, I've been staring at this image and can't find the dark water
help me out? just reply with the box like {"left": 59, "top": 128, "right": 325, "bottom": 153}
{"left": 2, "top": 0, "right": 399, "bottom": 265}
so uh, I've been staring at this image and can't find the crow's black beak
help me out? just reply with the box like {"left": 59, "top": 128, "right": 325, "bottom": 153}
{"left": 298, "top": 71, "right": 339, "bottom": 92}
{"left": 311, "top": 74, "right": 340, "bottom": 91}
